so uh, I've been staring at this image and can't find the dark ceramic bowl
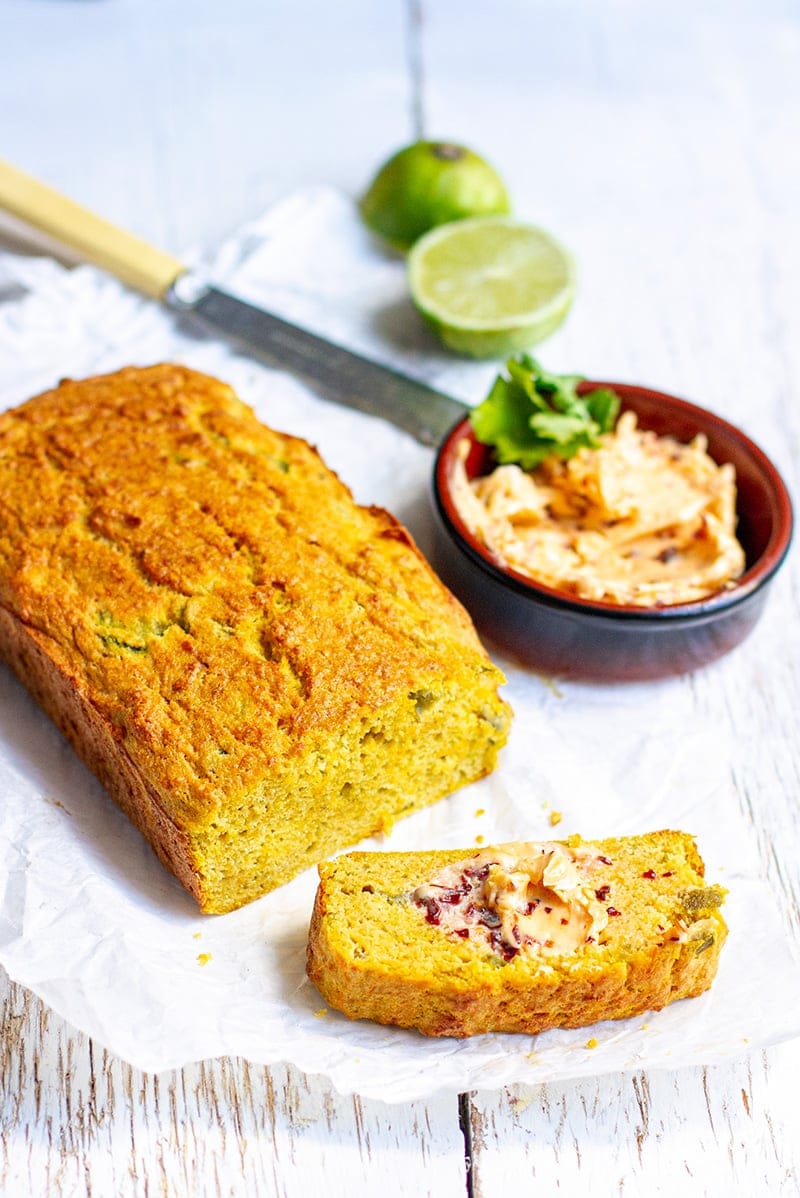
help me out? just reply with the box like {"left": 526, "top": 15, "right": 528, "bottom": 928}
{"left": 432, "top": 382, "right": 793, "bottom": 681}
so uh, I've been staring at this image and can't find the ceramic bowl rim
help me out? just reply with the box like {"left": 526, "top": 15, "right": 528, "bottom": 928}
{"left": 433, "top": 381, "right": 794, "bottom": 626}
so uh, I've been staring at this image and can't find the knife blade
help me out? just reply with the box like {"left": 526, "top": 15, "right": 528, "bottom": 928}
{"left": 0, "top": 158, "right": 468, "bottom": 447}
{"left": 164, "top": 273, "right": 467, "bottom": 448}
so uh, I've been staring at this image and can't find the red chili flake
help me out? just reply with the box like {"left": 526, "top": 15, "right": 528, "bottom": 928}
{"left": 597, "top": 855, "right": 613, "bottom": 865}
{"left": 560, "top": 918, "right": 569, "bottom": 926}
{"left": 641, "top": 869, "right": 657, "bottom": 879}
{"left": 454, "top": 928, "right": 470, "bottom": 939}
{"left": 669, "top": 935, "right": 681, "bottom": 941}
{"left": 490, "top": 930, "right": 518, "bottom": 961}
{"left": 606, "top": 906, "right": 621, "bottom": 917}
{"left": 544, "top": 939, "right": 554, "bottom": 948}
{"left": 662, "top": 871, "right": 674, "bottom": 877}
{"left": 657, "top": 546, "right": 678, "bottom": 564}
{"left": 657, "top": 924, "right": 665, "bottom": 932}
{"left": 544, "top": 906, "right": 552, "bottom": 914}
{"left": 595, "top": 885, "right": 611, "bottom": 901}
{"left": 585, "top": 935, "right": 596, "bottom": 944}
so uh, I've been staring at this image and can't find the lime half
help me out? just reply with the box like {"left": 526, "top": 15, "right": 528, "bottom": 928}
{"left": 360, "top": 141, "right": 510, "bottom": 252}
{"left": 407, "top": 216, "right": 575, "bottom": 358}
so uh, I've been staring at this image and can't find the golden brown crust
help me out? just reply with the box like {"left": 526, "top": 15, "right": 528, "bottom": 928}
{"left": 0, "top": 365, "right": 511, "bottom": 912}
{"left": 0, "top": 606, "right": 204, "bottom": 903}
{"left": 306, "top": 833, "right": 727, "bottom": 1037}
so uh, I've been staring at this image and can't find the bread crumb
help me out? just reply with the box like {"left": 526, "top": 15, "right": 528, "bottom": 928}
{"left": 197, "top": 953, "right": 212, "bottom": 966}
{"left": 475, "top": 834, "right": 485, "bottom": 845}
{"left": 315, "top": 1008, "right": 328, "bottom": 1018}
{"left": 585, "top": 1037, "right": 598, "bottom": 1049}
{"left": 474, "top": 808, "right": 485, "bottom": 818}
{"left": 192, "top": 932, "right": 202, "bottom": 940}
{"left": 373, "top": 815, "right": 394, "bottom": 839}
{"left": 549, "top": 810, "right": 563, "bottom": 827}
{"left": 540, "top": 675, "right": 564, "bottom": 698}
{"left": 46, "top": 795, "right": 68, "bottom": 810}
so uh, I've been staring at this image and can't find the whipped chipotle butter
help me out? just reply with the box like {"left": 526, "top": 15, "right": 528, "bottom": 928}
{"left": 413, "top": 842, "right": 611, "bottom": 961}
{"left": 452, "top": 412, "right": 746, "bottom": 606}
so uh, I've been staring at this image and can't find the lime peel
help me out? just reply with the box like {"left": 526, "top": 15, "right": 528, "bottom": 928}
{"left": 360, "top": 141, "right": 511, "bottom": 252}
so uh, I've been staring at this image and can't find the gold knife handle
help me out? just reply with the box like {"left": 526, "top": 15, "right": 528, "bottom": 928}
{"left": 0, "top": 158, "right": 185, "bottom": 299}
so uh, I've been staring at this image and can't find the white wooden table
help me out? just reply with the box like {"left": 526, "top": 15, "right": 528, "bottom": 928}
{"left": 2, "top": 2, "right": 799, "bottom": 1193}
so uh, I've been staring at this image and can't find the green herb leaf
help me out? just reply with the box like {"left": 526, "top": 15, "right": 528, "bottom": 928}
{"left": 469, "top": 356, "right": 621, "bottom": 469}
{"left": 585, "top": 387, "right": 621, "bottom": 433}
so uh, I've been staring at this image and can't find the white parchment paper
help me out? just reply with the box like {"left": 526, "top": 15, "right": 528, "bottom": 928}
{"left": 1, "top": 189, "right": 799, "bottom": 1102}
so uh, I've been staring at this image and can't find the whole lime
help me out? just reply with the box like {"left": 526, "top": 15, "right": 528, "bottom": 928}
{"left": 359, "top": 140, "right": 511, "bottom": 251}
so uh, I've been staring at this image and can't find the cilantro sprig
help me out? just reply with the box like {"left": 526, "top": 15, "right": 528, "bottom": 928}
{"left": 470, "top": 356, "right": 621, "bottom": 470}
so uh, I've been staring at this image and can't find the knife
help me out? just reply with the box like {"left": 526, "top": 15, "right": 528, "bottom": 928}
{"left": 0, "top": 158, "right": 467, "bottom": 447}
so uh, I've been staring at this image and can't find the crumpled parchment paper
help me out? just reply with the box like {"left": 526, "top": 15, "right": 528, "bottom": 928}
{"left": 1, "top": 188, "right": 798, "bottom": 1102}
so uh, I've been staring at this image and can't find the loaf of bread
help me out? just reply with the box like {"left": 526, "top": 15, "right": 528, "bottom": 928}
{"left": 0, "top": 364, "right": 511, "bottom": 913}
{"left": 307, "top": 832, "right": 727, "bottom": 1037}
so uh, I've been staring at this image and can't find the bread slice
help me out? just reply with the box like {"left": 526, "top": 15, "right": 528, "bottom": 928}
{"left": 307, "top": 832, "right": 727, "bottom": 1037}
{"left": 0, "top": 364, "right": 511, "bottom": 912}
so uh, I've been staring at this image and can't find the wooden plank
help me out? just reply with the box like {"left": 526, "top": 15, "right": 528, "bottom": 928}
{"left": 0, "top": 969, "right": 468, "bottom": 1197}
{"left": 2, "top": 0, "right": 800, "bottom": 1192}
{"left": 0, "top": 0, "right": 414, "bottom": 251}
{"left": 467, "top": 1045, "right": 800, "bottom": 1195}
{"left": 0, "top": 5, "right": 472, "bottom": 1196}
{"left": 421, "top": 0, "right": 800, "bottom": 1189}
